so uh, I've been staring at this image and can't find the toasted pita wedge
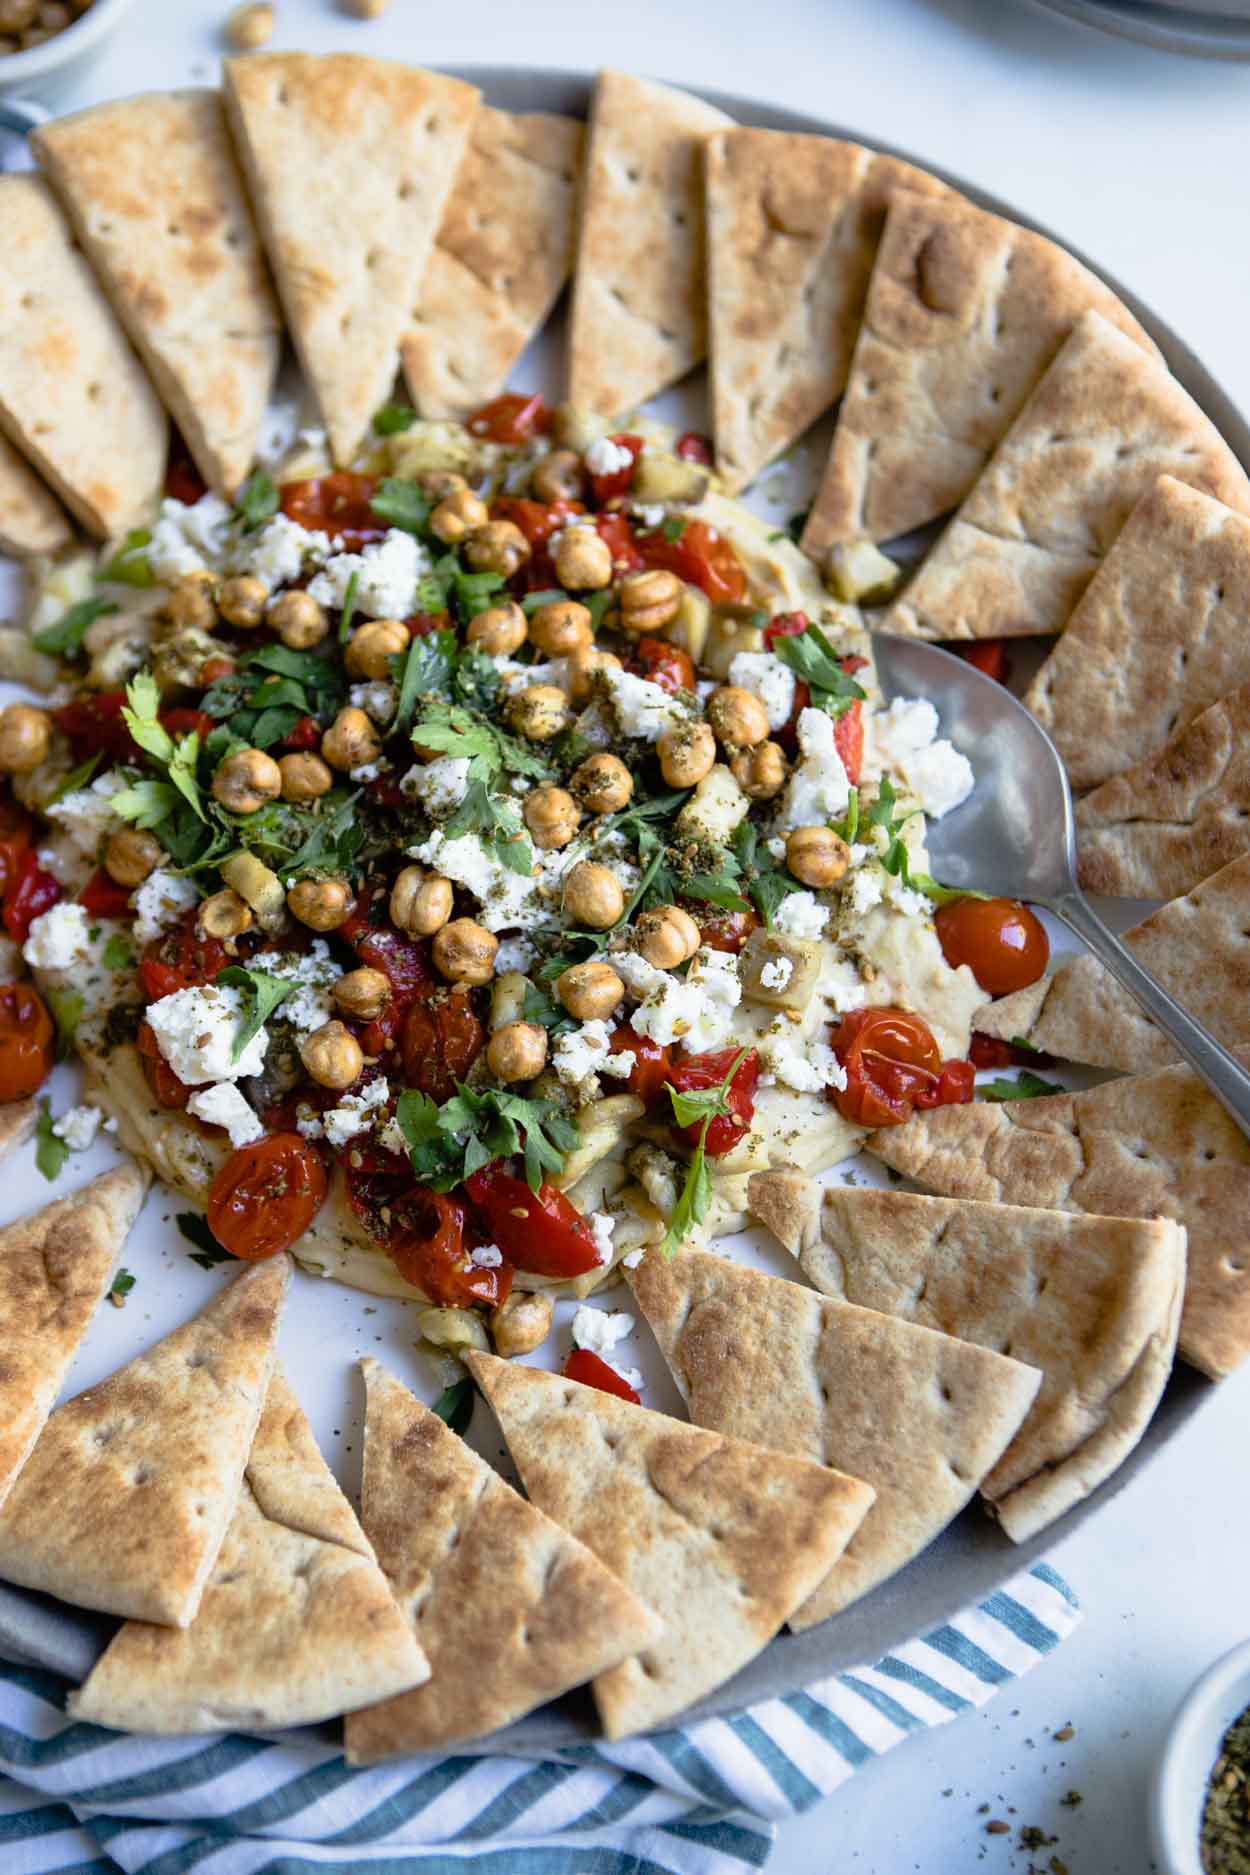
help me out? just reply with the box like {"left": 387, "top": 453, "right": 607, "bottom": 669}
{"left": 467, "top": 1350, "right": 873, "bottom": 1737}
{"left": 402, "top": 109, "right": 583, "bottom": 421}
{"left": 627, "top": 1249, "right": 1038, "bottom": 1627}
{"left": 0, "top": 1097, "right": 37, "bottom": 1167}
{"left": 69, "top": 1365, "right": 428, "bottom": 1733}
{"left": 706, "top": 133, "right": 950, "bottom": 495}
{"left": 344, "top": 1361, "right": 660, "bottom": 1759}
{"left": 0, "top": 1163, "right": 148, "bottom": 1515}
{"left": 883, "top": 313, "right": 1250, "bottom": 641}
{"left": 749, "top": 1177, "right": 1183, "bottom": 1543}
{"left": 0, "top": 1255, "right": 287, "bottom": 1626}
{"left": 223, "top": 54, "right": 479, "bottom": 466}
{"left": 1026, "top": 478, "right": 1250, "bottom": 789}
{"left": 0, "top": 435, "right": 70, "bottom": 558}
{"left": 567, "top": 71, "right": 732, "bottom": 419}
{"left": 34, "top": 92, "right": 282, "bottom": 498}
{"left": 802, "top": 192, "right": 1157, "bottom": 556}
{"left": 0, "top": 176, "right": 166, "bottom": 539}
{"left": 866, "top": 1059, "right": 1250, "bottom": 1380}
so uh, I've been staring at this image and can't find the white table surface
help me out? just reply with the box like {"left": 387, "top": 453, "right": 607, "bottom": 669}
{"left": 15, "top": 0, "right": 1250, "bottom": 1867}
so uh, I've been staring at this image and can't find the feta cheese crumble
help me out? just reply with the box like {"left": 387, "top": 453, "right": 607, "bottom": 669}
{"left": 309, "top": 529, "right": 430, "bottom": 620}
{"left": 865, "top": 697, "right": 974, "bottom": 820}
{"left": 187, "top": 1083, "right": 264, "bottom": 1149}
{"left": 584, "top": 436, "right": 635, "bottom": 477}
{"left": 572, "top": 1304, "right": 633, "bottom": 1356}
{"left": 775, "top": 706, "right": 851, "bottom": 831}
{"left": 759, "top": 955, "right": 793, "bottom": 991}
{"left": 603, "top": 667, "right": 691, "bottom": 741}
{"left": 146, "top": 984, "right": 268, "bottom": 1085}
{"left": 773, "top": 890, "right": 829, "bottom": 940}
{"left": 757, "top": 1031, "right": 847, "bottom": 1095}
{"left": 349, "top": 680, "right": 398, "bottom": 725}
{"left": 589, "top": 1212, "right": 616, "bottom": 1261}
{"left": 51, "top": 1104, "right": 104, "bottom": 1152}
{"left": 132, "top": 870, "right": 199, "bottom": 945}
{"left": 409, "top": 830, "right": 541, "bottom": 933}
{"left": 552, "top": 1020, "right": 634, "bottom": 1088}
{"left": 321, "top": 1076, "right": 390, "bottom": 1149}
{"left": 728, "top": 651, "right": 797, "bottom": 732}
{"left": 146, "top": 495, "right": 232, "bottom": 580}
{"left": 618, "top": 945, "right": 740, "bottom": 1053}
{"left": 23, "top": 902, "right": 92, "bottom": 971}
{"left": 239, "top": 513, "right": 333, "bottom": 591}
{"left": 407, "top": 756, "right": 471, "bottom": 818}
{"left": 250, "top": 941, "right": 344, "bottom": 1034}
{"left": 470, "top": 1243, "right": 504, "bottom": 1268}
{"left": 45, "top": 771, "right": 124, "bottom": 861}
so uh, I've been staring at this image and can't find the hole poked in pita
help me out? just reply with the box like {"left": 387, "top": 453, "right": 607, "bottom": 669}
{"left": 989, "top": 385, "right": 1003, "bottom": 404}
{"left": 1215, "top": 584, "right": 1226, "bottom": 604}
{"left": 638, "top": 1653, "right": 660, "bottom": 1680}
{"left": 626, "top": 166, "right": 641, "bottom": 184}
{"left": 132, "top": 1464, "right": 156, "bottom": 1487}
{"left": 1226, "top": 1257, "right": 1246, "bottom": 1274}
{"left": 94, "top": 1426, "right": 118, "bottom": 1448}
{"left": 167, "top": 225, "right": 181, "bottom": 239}
{"left": 946, "top": 1459, "right": 971, "bottom": 1484}
{"left": 425, "top": 115, "right": 441, "bottom": 135}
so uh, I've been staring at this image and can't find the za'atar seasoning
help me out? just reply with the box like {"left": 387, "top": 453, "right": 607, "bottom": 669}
{"left": 1201, "top": 1702, "right": 1250, "bottom": 1873}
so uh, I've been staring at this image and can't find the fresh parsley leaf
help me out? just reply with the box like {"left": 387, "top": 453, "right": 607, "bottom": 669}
{"left": 111, "top": 776, "right": 180, "bottom": 830}
{"left": 661, "top": 515, "right": 687, "bottom": 543}
{"left": 337, "top": 568, "right": 361, "bottom": 646}
{"left": 373, "top": 402, "right": 417, "bottom": 436}
{"left": 34, "top": 1103, "right": 69, "bottom": 1182}
{"left": 33, "top": 596, "right": 118, "bottom": 658}
{"left": 680, "top": 869, "right": 750, "bottom": 913}
{"left": 45, "top": 752, "right": 102, "bottom": 808}
{"left": 521, "top": 587, "right": 568, "bottom": 615}
{"left": 100, "top": 528, "right": 155, "bottom": 587}
{"left": 660, "top": 1047, "right": 751, "bottom": 1258}
{"left": 728, "top": 817, "right": 801, "bottom": 928}
{"left": 520, "top": 982, "right": 574, "bottom": 1036}
{"left": 979, "top": 1071, "right": 1061, "bottom": 1102}
{"left": 102, "top": 933, "right": 134, "bottom": 971}
{"left": 394, "top": 1089, "right": 464, "bottom": 1187}
{"left": 234, "top": 470, "right": 279, "bottom": 531}
{"left": 432, "top": 1375, "right": 475, "bottom": 1436}
{"left": 868, "top": 776, "right": 987, "bottom": 907}
{"left": 396, "top": 1083, "right": 580, "bottom": 1194}
{"left": 450, "top": 566, "right": 506, "bottom": 623}
{"left": 371, "top": 477, "right": 431, "bottom": 536}
{"left": 786, "top": 508, "right": 811, "bottom": 544}
{"left": 216, "top": 965, "right": 294, "bottom": 1060}
{"left": 771, "top": 620, "right": 866, "bottom": 718}
{"left": 121, "top": 671, "right": 206, "bottom": 822}
{"left": 109, "top": 1269, "right": 136, "bottom": 1298}
{"left": 44, "top": 987, "right": 83, "bottom": 1060}
{"left": 585, "top": 589, "right": 615, "bottom": 633}
{"left": 414, "top": 701, "right": 552, "bottom": 785}
{"left": 283, "top": 789, "right": 363, "bottom": 875}
{"left": 452, "top": 645, "right": 502, "bottom": 713}
{"left": 177, "top": 1211, "right": 233, "bottom": 1268}
{"left": 832, "top": 787, "right": 860, "bottom": 846}
{"left": 395, "top": 627, "right": 456, "bottom": 731}
{"left": 443, "top": 778, "right": 535, "bottom": 877}
{"left": 766, "top": 529, "right": 787, "bottom": 542}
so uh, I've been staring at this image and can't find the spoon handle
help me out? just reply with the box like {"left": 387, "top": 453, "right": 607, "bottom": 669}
{"left": 1050, "top": 889, "right": 1250, "bottom": 1139}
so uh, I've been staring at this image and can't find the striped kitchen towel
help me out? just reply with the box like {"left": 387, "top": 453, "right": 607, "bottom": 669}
{"left": 0, "top": 1561, "right": 1078, "bottom": 1875}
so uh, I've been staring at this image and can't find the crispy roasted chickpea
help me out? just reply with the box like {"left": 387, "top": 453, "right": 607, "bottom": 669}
{"left": 617, "top": 567, "right": 682, "bottom": 635}
{"left": 429, "top": 486, "right": 489, "bottom": 544}
{"left": 333, "top": 966, "right": 391, "bottom": 1022}
{"left": 212, "top": 747, "right": 282, "bottom": 814}
{"left": 268, "top": 589, "right": 328, "bottom": 649}
{"left": 103, "top": 826, "right": 162, "bottom": 888}
{"left": 0, "top": 0, "right": 36, "bottom": 28}
{"left": 505, "top": 683, "right": 568, "bottom": 742}
{"left": 552, "top": 523, "right": 612, "bottom": 591}
{"left": 565, "top": 644, "right": 622, "bottom": 704}
{"left": 300, "top": 1019, "right": 364, "bottom": 1091}
{"left": 529, "top": 449, "right": 585, "bottom": 504}
{"left": 465, "top": 600, "right": 527, "bottom": 658}
{"left": 344, "top": 617, "right": 408, "bottom": 679}
{"left": 321, "top": 706, "right": 380, "bottom": 772}
{"left": 731, "top": 740, "right": 788, "bottom": 802}
{"left": 464, "top": 519, "right": 531, "bottom": 578}
{"left": 390, "top": 865, "right": 453, "bottom": 938}
{"left": 164, "top": 571, "right": 218, "bottom": 632}
{"left": 225, "top": 1, "right": 273, "bottom": 48}
{"left": 197, "top": 888, "right": 253, "bottom": 939}
{"left": 433, "top": 917, "right": 498, "bottom": 986}
{"left": 636, "top": 903, "right": 701, "bottom": 970}
{"left": 279, "top": 751, "right": 333, "bottom": 802}
{"left": 786, "top": 825, "right": 852, "bottom": 888}
{"left": 522, "top": 784, "right": 581, "bottom": 850}
{"left": 417, "top": 469, "right": 467, "bottom": 502}
{"left": 707, "top": 684, "right": 770, "bottom": 749}
{"left": 570, "top": 751, "right": 633, "bottom": 815}
{"left": 490, "top": 1288, "right": 554, "bottom": 1357}
{"left": 528, "top": 599, "right": 592, "bottom": 658}
{"left": 287, "top": 875, "right": 353, "bottom": 931}
{"left": 657, "top": 718, "right": 715, "bottom": 789}
{"left": 218, "top": 574, "right": 268, "bottom": 630}
{"left": 556, "top": 958, "right": 624, "bottom": 1022}
{"left": 486, "top": 1020, "right": 548, "bottom": 1084}
{"left": 0, "top": 703, "right": 50, "bottom": 774}
{"left": 563, "top": 860, "right": 624, "bottom": 930}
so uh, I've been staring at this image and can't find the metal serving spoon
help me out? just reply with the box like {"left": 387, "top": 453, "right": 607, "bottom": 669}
{"left": 871, "top": 634, "right": 1250, "bottom": 1138}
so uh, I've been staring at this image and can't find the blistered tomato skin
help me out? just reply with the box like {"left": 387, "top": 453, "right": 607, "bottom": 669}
{"left": 830, "top": 1007, "right": 973, "bottom": 1129}
{"left": 280, "top": 473, "right": 382, "bottom": 551}
{"left": 400, "top": 995, "right": 486, "bottom": 1104}
{"left": 464, "top": 1164, "right": 602, "bottom": 1278}
{"left": 206, "top": 1134, "right": 328, "bottom": 1260}
{"left": 467, "top": 392, "right": 550, "bottom": 445}
{"left": 935, "top": 897, "right": 1050, "bottom": 996}
{"left": 563, "top": 1348, "right": 641, "bottom": 1403}
{"left": 0, "top": 982, "right": 54, "bottom": 1101}
{"left": 666, "top": 1046, "right": 760, "bottom": 1158}
{"left": 607, "top": 1028, "right": 672, "bottom": 1108}
{"left": 629, "top": 635, "right": 695, "bottom": 695}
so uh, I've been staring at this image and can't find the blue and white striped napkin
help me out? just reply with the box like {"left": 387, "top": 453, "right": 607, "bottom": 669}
{"left": 0, "top": 1561, "right": 1078, "bottom": 1875}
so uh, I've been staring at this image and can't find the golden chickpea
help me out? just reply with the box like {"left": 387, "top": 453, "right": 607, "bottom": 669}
{"left": 390, "top": 865, "right": 453, "bottom": 938}
{"left": 565, "top": 644, "right": 622, "bottom": 704}
{"left": 786, "top": 825, "right": 852, "bottom": 888}
{"left": 333, "top": 966, "right": 391, "bottom": 1022}
{"left": 344, "top": 617, "right": 408, "bottom": 679}
{"left": 505, "top": 683, "right": 568, "bottom": 742}
{"left": 218, "top": 574, "right": 268, "bottom": 629}
{"left": 429, "top": 486, "right": 489, "bottom": 544}
{"left": 636, "top": 903, "right": 701, "bottom": 970}
{"left": 522, "top": 784, "right": 581, "bottom": 850}
{"left": 464, "top": 519, "right": 531, "bottom": 579}
{"left": 530, "top": 449, "right": 585, "bottom": 504}
{"left": 103, "top": 826, "right": 162, "bottom": 888}
{"left": 279, "top": 751, "right": 333, "bottom": 802}
{"left": 570, "top": 751, "right": 633, "bottom": 815}
{"left": 563, "top": 860, "right": 624, "bottom": 930}
{"left": 0, "top": 0, "right": 36, "bottom": 28}
{"left": 618, "top": 567, "right": 682, "bottom": 635}
{"left": 707, "top": 685, "right": 770, "bottom": 749}
{"left": 552, "top": 523, "right": 612, "bottom": 591}
{"left": 212, "top": 747, "right": 282, "bottom": 814}
{"left": 416, "top": 469, "right": 466, "bottom": 501}
{"left": 490, "top": 1288, "right": 554, "bottom": 1357}
{"left": 528, "top": 599, "right": 592, "bottom": 658}
{"left": 556, "top": 958, "right": 624, "bottom": 1022}
{"left": 197, "top": 888, "right": 253, "bottom": 939}
{"left": 287, "top": 875, "right": 353, "bottom": 931}
{"left": 0, "top": 703, "right": 50, "bottom": 774}
{"left": 321, "top": 706, "right": 380, "bottom": 772}
{"left": 657, "top": 719, "right": 715, "bottom": 789}
{"left": 225, "top": 1, "right": 273, "bottom": 48}
{"left": 164, "top": 571, "right": 218, "bottom": 632}
{"left": 486, "top": 1021, "right": 549, "bottom": 1084}
{"left": 268, "top": 589, "right": 328, "bottom": 649}
{"left": 433, "top": 917, "right": 498, "bottom": 986}
{"left": 731, "top": 740, "right": 788, "bottom": 802}
{"left": 300, "top": 1019, "right": 364, "bottom": 1091}
{"left": 465, "top": 601, "right": 527, "bottom": 657}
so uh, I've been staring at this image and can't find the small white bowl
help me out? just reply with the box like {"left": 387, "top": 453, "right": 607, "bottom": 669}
{"left": 1152, "top": 1638, "right": 1250, "bottom": 1875}
{"left": 0, "top": 0, "right": 139, "bottom": 108}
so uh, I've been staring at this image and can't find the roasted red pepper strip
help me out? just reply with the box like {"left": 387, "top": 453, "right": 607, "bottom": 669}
{"left": 563, "top": 1348, "right": 641, "bottom": 1404}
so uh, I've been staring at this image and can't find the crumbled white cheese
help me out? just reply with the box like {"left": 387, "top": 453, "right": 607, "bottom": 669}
{"left": 132, "top": 870, "right": 199, "bottom": 945}
{"left": 146, "top": 495, "right": 232, "bottom": 580}
{"left": 728, "top": 651, "right": 797, "bottom": 731}
{"left": 296, "top": 1103, "right": 325, "bottom": 1141}
{"left": 187, "top": 1082, "right": 264, "bottom": 1149}
{"left": 470, "top": 1243, "right": 504, "bottom": 1268}
{"left": 817, "top": 952, "right": 868, "bottom": 1015}
{"left": 845, "top": 866, "right": 884, "bottom": 916}
{"left": 51, "top": 1104, "right": 104, "bottom": 1152}
{"left": 589, "top": 1212, "right": 616, "bottom": 1261}
{"left": 309, "top": 528, "right": 430, "bottom": 620}
{"left": 45, "top": 771, "right": 124, "bottom": 862}
{"left": 552, "top": 1019, "right": 634, "bottom": 1088}
{"left": 320, "top": 1077, "right": 390, "bottom": 1150}
{"left": 629, "top": 501, "right": 665, "bottom": 530}
{"left": 494, "top": 935, "right": 535, "bottom": 975}
{"left": 622, "top": 1247, "right": 645, "bottom": 1269}
{"left": 766, "top": 836, "right": 787, "bottom": 862}
{"left": 378, "top": 1115, "right": 407, "bottom": 1156}
{"left": 621, "top": 945, "right": 740, "bottom": 1053}
{"left": 408, "top": 756, "right": 471, "bottom": 818}
{"left": 349, "top": 760, "right": 387, "bottom": 784}
{"left": 349, "top": 680, "right": 398, "bottom": 725}
{"left": 251, "top": 941, "right": 343, "bottom": 1034}
{"left": 603, "top": 667, "right": 690, "bottom": 741}
{"left": 585, "top": 436, "right": 634, "bottom": 477}
{"left": 905, "top": 740, "right": 975, "bottom": 820}
{"left": 146, "top": 983, "right": 268, "bottom": 1085}
{"left": 493, "top": 656, "right": 572, "bottom": 697}
{"left": 759, "top": 955, "right": 793, "bottom": 991}
{"left": 757, "top": 1030, "right": 847, "bottom": 1095}
{"left": 572, "top": 1304, "right": 633, "bottom": 1356}
{"left": 237, "top": 513, "right": 332, "bottom": 591}
{"left": 410, "top": 830, "right": 540, "bottom": 933}
{"left": 775, "top": 707, "right": 851, "bottom": 831}
{"left": 23, "top": 902, "right": 92, "bottom": 971}
{"left": 865, "top": 696, "right": 974, "bottom": 820}
{"left": 773, "top": 891, "right": 829, "bottom": 940}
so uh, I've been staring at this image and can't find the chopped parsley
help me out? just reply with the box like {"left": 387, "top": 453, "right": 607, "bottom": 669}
{"left": 215, "top": 965, "right": 294, "bottom": 1060}
{"left": 770, "top": 619, "right": 866, "bottom": 719}
{"left": 117, "top": 671, "right": 205, "bottom": 822}
{"left": 729, "top": 819, "right": 802, "bottom": 927}
{"left": 177, "top": 1211, "right": 233, "bottom": 1268}
{"left": 432, "top": 1375, "right": 475, "bottom": 1436}
{"left": 979, "top": 1071, "right": 1061, "bottom": 1102}
{"left": 100, "top": 528, "right": 155, "bottom": 587}
{"left": 370, "top": 476, "right": 431, "bottom": 535}
{"left": 109, "top": 1269, "right": 136, "bottom": 1299}
{"left": 372, "top": 402, "right": 418, "bottom": 436}
{"left": 102, "top": 933, "right": 135, "bottom": 971}
{"left": 233, "top": 470, "right": 279, "bottom": 532}
{"left": 660, "top": 1046, "right": 752, "bottom": 1258}
{"left": 44, "top": 987, "right": 83, "bottom": 1059}
{"left": 34, "top": 1103, "right": 69, "bottom": 1182}
{"left": 869, "top": 776, "right": 988, "bottom": 908}
{"left": 337, "top": 569, "right": 360, "bottom": 646}
{"left": 33, "top": 596, "right": 118, "bottom": 658}
{"left": 395, "top": 1083, "right": 580, "bottom": 1194}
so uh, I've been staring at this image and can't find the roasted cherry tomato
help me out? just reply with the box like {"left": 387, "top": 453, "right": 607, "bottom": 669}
{"left": 935, "top": 897, "right": 1049, "bottom": 997}
{"left": 345, "top": 1174, "right": 512, "bottom": 1308}
{"left": 280, "top": 473, "right": 382, "bottom": 552}
{"left": 406, "top": 610, "right": 450, "bottom": 638}
{"left": 763, "top": 610, "right": 808, "bottom": 648}
{"left": 675, "top": 431, "right": 713, "bottom": 465}
{"left": 666, "top": 1045, "right": 760, "bottom": 1158}
{"left": 490, "top": 495, "right": 584, "bottom": 548}
{"left": 830, "top": 1007, "right": 974, "bottom": 1128}
{"left": 137, "top": 1017, "right": 192, "bottom": 1109}
{"left": 160, "top": 707, "right": 215, "bottom": 743}
{"left": 400, "top": 994, "right": 486, "bottom": 1104}
{"left": 686, "top": 900, "right": 760, "bottom": 955}
{"left": 207, "top": 1133, "right": 328, "bottom": 1260}
{"left": 587, "top": 433, "right": 643, "bottom": 504}
{"left": 834, "top": 700, "right": 865, "bottom": 786}
{"left": 53, "top": 690, "right": 134, "bottom": 761}
{"left": 968, "top": 1033, "right": 1053, "bottom": 1071}
{"left": 594, "top": 510, "right": 645, "bottom": 574}
{"left": 960, "top": 640, "right": 1011, "bottom": 684}
{"left": 0, "top": 982, "right": 54, "bottom": 1101}
{"left": 563, "top": 1348, "right": 641, "bottom": 1404}
{"left": 79, "top": 869, "right": 133, "bottom": 921}
{"left": 278, "top": 714, "right": 323, "bottom": 752}
{"left": 607, "top": 1027, "right": 672, "bottom": 1109}
{"left": 139, "top": 913, "right": 229, "bottom": 1001}
{"left": 638, "top": 518, "right": 746, "bottom": 604}
{"left": 166, "top": 443, "right": 207, "bottom": 506}
{"left": 342, "top": 920, "right": 435, "bottom": 1052}
{"left": 2, "top": 849, "right": 61, "bottom": 946}
{"left": 467, "top": 391, "right": 550, "bottom": 445}
{"left": 465, "top": 1163, "right": 602, "bottom": 1278}
{"left": 628, "top": 634, "right": 695, "bottom": 695}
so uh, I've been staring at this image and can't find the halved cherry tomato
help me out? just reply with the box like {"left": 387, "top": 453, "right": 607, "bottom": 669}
{"left": 344, "top": 1173, "right": 512, "bottom": 1308}
{"left": 968, "top": 1033, "right": 1054, "bottom": 1070}
{"left": 686, "top": 901, "right": 759, "bottom": 955}
{"left": 137, "top": 1018, "right": 191, "bottom": 1109}
{"left": 467, "top": 392, "right": 550, "bottom": 445}
{"left": 278, "top": 714, "right": 323, "bottom": 753}
{"left": 628, "top": 634, "right": 695, "bottom": 695}
{"left": 960, "top": 640, "right": 1011, "bottom": 684}
{"left": 935, "top": 897, "right": 1049, "bottom": 997}
{"left": 830, "top": 1007, "right": 974, "bottom": 1128}
{"left": 342, "top": 920, "right": 435, "bottom": 1053}
{"left": 666, "top": 1045, "right": 760, "bottom": 1158}
{"left": 160, "top": 707, "right": 215, "bottom": 742}
{"left": 207, "top": 1133, "right": 328, "bottom": 1260}
{"left": 2, "top": 849, "right": 61, "bottom": 945}
{"left": 400, "top": 994, "right": 485, "bottom": 1104}
{"left": 563, "top": 1348, "right": 641, "bottom": 1404}
{"left": 607, "top": 1027, "right": 672, "bottom": 1109}
{"left": 465, "top": 1163, "right": 602, "bottom": 1278}
{"left": 54, "top": 691, "right": 133, "bottom": 761}
{"left": 594, "top": 511, "right": 645, "bottom": 574}
{"left": 675, "top": 431, "right": 713, "bottom": 465}
{"left": 490, "top": 496, "right": 584, "bottom": 549}
{"left": 280, "top": 473, "right": 382, "bottom": 552}
{"left": 638, "top": 518, "right": 746, "bottom": 604}
{"left": 139, "top": 913, "right": 229, "bottom": 1001}
{"left": 763, "top": 611, "right": 808, "bottom": 648}
{"left": 587, "top": 433, "right": 643, "bottom": 504}
{"left": 0, "top": 982, "right": 54, "bottom": 1101}
{"left": 406, "top": 610, "right": 449, "bottom": 638}
{"left": 79, "top": 869, "right": 133, "bottom": 921}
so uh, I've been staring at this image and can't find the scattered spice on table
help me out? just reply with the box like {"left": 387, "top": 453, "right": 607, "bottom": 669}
{"left": 1201, "top": 1701, "right": 1250, "bottom": 1873}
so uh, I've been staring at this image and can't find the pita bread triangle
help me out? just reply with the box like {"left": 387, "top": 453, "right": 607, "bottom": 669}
{"left": 69, "top": 1364, "right": 428, "bottom": 1734}
{"left": 865, "top": 1056, "right": 1250, "bottom": 1381}
{"left": 0, "top": 1254, "right": 288, "bottom": 1627}
{"left": 626, "top": 1249, "right": 1039, "bottom": 1629}
{"left": 1026, "top": 477, "right": 1250, "bottom": 790}
{"left": 466, "top": 1349, "right": 874, "bottom": 1737}
{"left": 33, "top": 91, "right": 283, "bottom": 499}
{"left": 344, "top": 1361, "right": 660, "bottom": 1759}
{"left": 0, "top": 434, "right": 70, "bottom": 559}
{"left": 402, "top": 107, "right": 583, "bottom": 422}
{"left": 974, "top": 853, "right": 1250, "bottom": 1072}
{"left": 707, "top": 133, "right": 951, "bottom": 496}
{"left": 567, "top": 70, "right": 733, "bottom": 420}
{"left": 0, "top": 1163, "right": 148, "bottom": 1516}
{"left": 883, "top": 312, "right": 1250, "bottom": 641}
{"left": 0, "top": 1096, "right": 37, "bottom": 1169}
{"left": 748, "top": 1176, "right": 1184, "bottom": 1544}
{"left": 801, "top": 190, "right": 1158, "bottom": 556}
{"left": 0, "top": 175, "right": 167, "bottom": 540}
{"left": 223, "top": 53, "right": 480, "bottom": 467}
